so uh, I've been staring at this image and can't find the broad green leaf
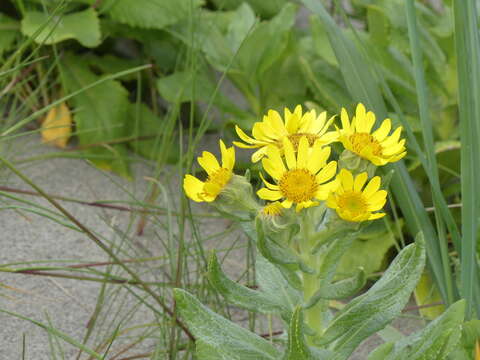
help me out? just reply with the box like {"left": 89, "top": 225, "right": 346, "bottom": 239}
{"left": 255, "top": 253, "right": 302, "bottom": 311}
{"left": 156, "top": 70, "right": 245, "bottom": 116}
{"left": 317, "top": 234, "right": 426, "bottom": 359}
{"left": 174, "top": 288, "right": 281, "bottom": 360}
{"left": 236, "top": 3, "right": 297, "bottom": 80}
{"left": 209, "top": 0, "right": 287, "bottom": 18}
{"left": 298, "top": 53, "right": 352, "bottom": 113}
{"left": 448, "top": 320, "right": 480, "bottom": 359}
{"left": 60, "top": 54, "right": 130, "bottom": 177}
{"left": 226, "top": 3, "right": 256, "bottom": 53}
{"left": 0, "top": 14, "right": 19, "bottom": 55}
{"left": 207, "top": 252, "right": 289, "bottom": 319}
{"left": 85, "top": 54, "right": 142, "bottom": 81}
{"left": 126, "top": 103, "right": 177, "bottom": 163}
{"left": 21, "top": 8, "right": 101, "bottom": 47}
{"left": 308, "top": 269, "right": 366, "bottom": 302}
{"left": 101, "top": 0, "right": 202, "bottom": 30}
{"left": 369, "top": 300, "right": 465, "bottom": 360}
{"left": 283, "top": 307, "right": 313, "bottom": 360}
{"left": 336, "top": 229, "right": 395, "bottom": 279}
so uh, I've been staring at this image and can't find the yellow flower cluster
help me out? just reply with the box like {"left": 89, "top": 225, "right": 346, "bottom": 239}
{"left": 183, "top": 103, "right": 406, "bottom": 222}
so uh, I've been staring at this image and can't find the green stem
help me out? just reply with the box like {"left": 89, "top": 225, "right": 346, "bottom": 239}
{"left": 303, "top": 272, "right": 324, "bottom": 338}
{"left": 300, "top": 212, "right": 324, "bottom": 339}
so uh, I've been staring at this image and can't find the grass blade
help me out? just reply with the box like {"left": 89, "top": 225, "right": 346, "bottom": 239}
{"left": 404, "top": 0, "right": 455, "bottom": 305}
{"left": 453, "top": 0, "right": 480, "bottom": 318}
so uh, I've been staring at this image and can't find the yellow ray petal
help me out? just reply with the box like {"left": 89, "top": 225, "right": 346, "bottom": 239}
{"left": 372, "top": 119, "right": 391, "bottom": 142}
{"left": 316, "top": 161, "right": 337, "bottom": 184}
{"left": 353, "top": 172, "right": 368, "bottom": 192}
{"left": 235, "top": 125, "right": 261, "bottom": 145}
{"left": 363, "top": 176, "right": 382, "bottom": 198}
{"left": 307, "top": 142, "right": 326, "bottom": 174}
{"left": 340, "top": 108, "right": 351, "bottom": 133}
{"left": 368, "top": 212, "right": 386, "bottom": 220}
{"left": 257, "top": 188, "right": 282, "bottom": 201}
{"left": 262, "top": 158, "right": 284, "bottom": 180}
{"left": 283, "top": 137, "right": 296, "bottom": 169}
{"left": 339, "top": 168, "right": 354, "bottom": 190}
{"left": 183, "top": 175, "right": 205, "bottom": 202}
{"left": 251, "top": 147, "right": 268, "bottom": 163}
{"left": 368, "top": 190, "right": 388, "bottom": 205}
{"left": 198, "top": 151, "right": 220, "bottom": 174}
{"left": 260, "top": 172, "right": 279, "bottom": 190}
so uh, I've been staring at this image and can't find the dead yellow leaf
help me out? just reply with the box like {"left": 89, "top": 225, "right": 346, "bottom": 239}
{"left": 41, "top": 102, "right": 72, "bottom": 148}
{"left": 476, "top": 339, "right": 480, "bottom": 360}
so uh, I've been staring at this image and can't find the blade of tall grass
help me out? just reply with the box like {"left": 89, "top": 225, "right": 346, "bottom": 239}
{"left": 453, "top": 0, "right": 480, "bottom": 318}
{"left": 404, "top": 0, "right": 455, "bottom": 306}
{"left": 0, "top": 309, "right": 103, "bottom": 359}
{"left": 301, "top": 0, "right": 450, "bottom": 303}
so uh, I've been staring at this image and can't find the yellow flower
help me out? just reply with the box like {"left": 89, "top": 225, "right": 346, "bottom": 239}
{"left": 183, "top": 140, "right": 235, "bottom": 202}
{"left": 234, "top": 105, "right": 337, "bottom": 163}
{"left": 338, "top": 103, "right": 406, "bottom": 166}
{"left": 257, "top": 136, "right": 337, "bottom": 212}
{"left": 327, "top": 169, "right": 387, "bottom": 222}
{"left": 261, "top": 201, "right": 284, "bottom": 217}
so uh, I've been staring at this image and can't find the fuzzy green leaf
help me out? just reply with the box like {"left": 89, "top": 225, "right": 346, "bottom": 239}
{"left": 255, "top": 253, "right": 302, "bottom": 311}
{"left": 174, "top": 288, "right": 281, "bottom": 360}
{"left": 207, "top": 252, "right": 289, "bottom": 318}
{"left": 368, "top": 300, "right": 465, "bottom": 360}
{"left": 317, "top": 234, "right": 426, "bottom": 359}
{"left": 283, "top": 307, "right": 313, "bottom": 360}
{"left": 309, "top": 269, "right": 366, "bottom": 303}
{"left": 21, "top": 8, "right": 100, "bottom": 47}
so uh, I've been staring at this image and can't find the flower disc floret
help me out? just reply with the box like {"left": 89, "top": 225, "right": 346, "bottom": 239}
{"left": 338, "top": 103, "right": 406, "bottom": 166}
{"left": 183, "top": 140, "right": 235, "bottom": 202}
{"left": 257, "top": 136, "right": 337, "bottom": 212}
{"left": 327, "top": 169, "right": 387, "bottom": 222}
{"left": 234, "top": 105, "right": 337, "bottom": 163}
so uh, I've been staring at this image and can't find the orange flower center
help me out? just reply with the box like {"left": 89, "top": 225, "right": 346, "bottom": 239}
{"left": 348, "top": 133, "right": 382, "bottom": 156}
{"left": 279, "top": 169, "right": 318, "bottom": 203}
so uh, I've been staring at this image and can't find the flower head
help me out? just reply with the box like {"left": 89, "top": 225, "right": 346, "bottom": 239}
{"left": 183, "top": 140, "right": 235, "bottom": 202}
{"left": 234, "top": 105, "right": 337, "bottom": 163}
{"left": 327, "top": 169, "right": 387, "bottom": 222}
{"left": 261, "top": 201, "right": 284, "bottom": 217}
{"left": 257, "top": 136, "right": 337, "bottom": 212}
{"left": 338, "top": 103, "right": 406, "bottom": 166}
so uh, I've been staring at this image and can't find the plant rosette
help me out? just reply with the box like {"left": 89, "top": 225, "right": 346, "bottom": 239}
{"left": 180, "top": 104, "right": 466, "bottom": 360}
